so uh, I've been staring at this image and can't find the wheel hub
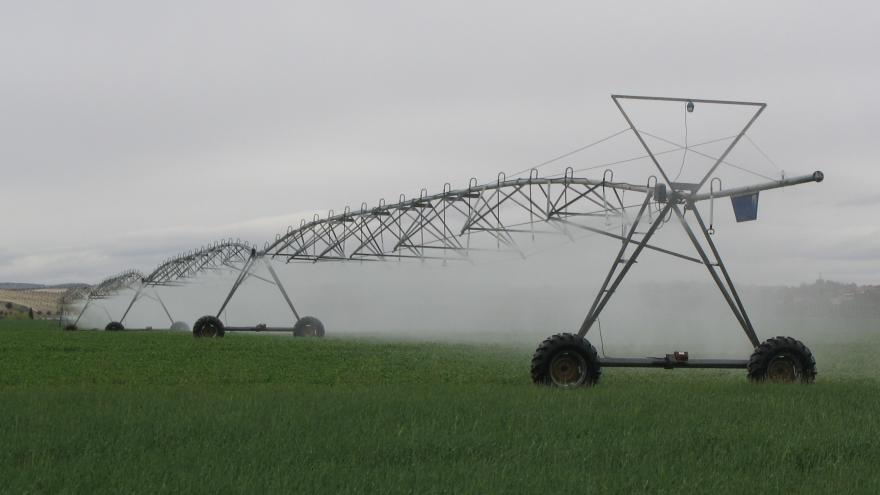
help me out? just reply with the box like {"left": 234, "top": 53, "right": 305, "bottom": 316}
{"left": 767, "top": 355, "right": 798, "bottom": 382}
{"left": 549, "top": 351, "right": 587, "bottom": 387}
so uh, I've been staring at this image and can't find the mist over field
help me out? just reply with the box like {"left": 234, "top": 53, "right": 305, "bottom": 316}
{"left": 74, "top": 223, "right": 876, "bottom": 360}
{"left": 2, "top": 1, "right": 879, "bottom": 287}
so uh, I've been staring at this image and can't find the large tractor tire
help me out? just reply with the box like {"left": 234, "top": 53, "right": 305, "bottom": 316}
{"left": 63, "top": 324, "right": 77, "bottom": 331}
{"left": 105, "top": 321, "right": 125, "bottom": 332}
{"left": 293, "top": 316, "right": 325, "bottom": 337}
{"left": 748, "top": 336, "right": 816, "bottom": 383}
{"left": 193, "top": 315, "right": 225, "bottom": 338}
{"left": 531, "top": 333, "right": 602, "bottom": 388}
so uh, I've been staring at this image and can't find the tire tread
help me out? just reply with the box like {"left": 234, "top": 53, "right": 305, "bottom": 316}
{"left": 530, "top": 332, "right": 601, "bottom": 387}
{"left": 747, "top": 335, "right": 816, "bottom": 383}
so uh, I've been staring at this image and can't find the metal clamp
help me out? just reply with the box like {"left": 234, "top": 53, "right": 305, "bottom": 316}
{"left": 647, "top": 175, "right": 657, "bottom": 221}
{"left": 603, "top": 169, "right": 614, "bottom": 226}
{"left": 603, "top": 169, "right": 614, "bottom": 184}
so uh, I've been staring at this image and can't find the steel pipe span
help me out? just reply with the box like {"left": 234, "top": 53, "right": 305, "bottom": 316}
{"left": 65, "top": 269, "right": 144, "bottom": 328}
{"left": 140, "top": 239, "right": 256, "bottom": 287}
{"left": 261, "top": 170, "right": 823, "bottom": 264}
{"left": 59, "top": 285, "right": 91, "bottom": 307}
{"left": 86, "top": 270, "right": 144, "bottom": 300}
{"left": 263, "top": 173, "right": 653, "bottom": 263}
{"left": 64, "top": 241, "right": 254, "bottom": 305}
{"left": 115, "top": 239, "right": 258, "bottom": 326}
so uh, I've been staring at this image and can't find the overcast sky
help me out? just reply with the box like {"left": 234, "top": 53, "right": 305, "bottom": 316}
{"left": 2, "top": 0, "right": 879, "bottom": 285}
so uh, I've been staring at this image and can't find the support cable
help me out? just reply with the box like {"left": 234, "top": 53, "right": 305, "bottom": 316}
{"left": 673, "top": 104, "right": 689, "bottom": 181}
{"left": 637, "top": 130, "right": 778, "bottom": 182}
{"left": 745, "top": 134, "right": 783, "bottom": 176}
{"left": 543, "top": 134, "right": 737, "bottom": 179}
{"left": 597, "top": 319, "right": 607, "bottom": 358}
{"left": 504, "top": 128, "right": 631, "bottom": 180}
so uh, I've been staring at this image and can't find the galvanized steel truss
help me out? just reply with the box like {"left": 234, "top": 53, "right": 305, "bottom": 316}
{"left": 71, "top": 270, "right": 144, "bottom": 326}
{"left": 262, "top": 174, "right": 654, "bottom": 263}
{"left": 118, "top": 240, "right": 260, "bottom": 325}
{"left": 69, "top": 95, "right": 824, "bottom": 349}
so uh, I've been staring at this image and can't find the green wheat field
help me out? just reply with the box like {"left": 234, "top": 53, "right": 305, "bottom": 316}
{"left": 1, "top": 320, "right": 879, "bottom": 494}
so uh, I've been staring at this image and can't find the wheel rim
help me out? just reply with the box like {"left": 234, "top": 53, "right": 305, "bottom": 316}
{"left": 767, "top": 354, "right": 799, "bottom": 382}
{"left": 204, "top": 324, "right": 217, "bottom": 337}
{"left": 549, "top": 351, "right": 588, "bottom": 387}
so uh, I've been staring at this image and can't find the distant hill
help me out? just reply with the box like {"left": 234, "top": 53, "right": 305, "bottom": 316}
{"left": 0, "top": 283, "right": 46, "bottom": 290}
{"left": 0, "top": 282, "right": 88, "bottom": 290}
{"left": 46, "top": 283, "right": 90, "bottom": 289}
{"left": 0, "top": 283, "right": 90, "bottom": 317}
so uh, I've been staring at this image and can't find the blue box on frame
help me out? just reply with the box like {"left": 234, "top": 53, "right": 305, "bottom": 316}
{"left": 731, "top": 192, "right": 759, "bottom": 222}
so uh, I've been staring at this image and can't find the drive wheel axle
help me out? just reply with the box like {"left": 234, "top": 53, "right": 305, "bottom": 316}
{"left": 193, "top": 315, "right": 225, "bottom": 338}
{"left": 748, "top": 336, "right": 816, "bottom": 383}
{"left": 531, "top": 333, "right": 601, "bottom": 388}
{"left": 293, "top": 316, "right": 325, "bottom": 337}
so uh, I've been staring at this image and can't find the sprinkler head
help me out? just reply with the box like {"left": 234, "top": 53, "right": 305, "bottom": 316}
{"left": 686, "top": 100, "right": 695, "bottom": 113}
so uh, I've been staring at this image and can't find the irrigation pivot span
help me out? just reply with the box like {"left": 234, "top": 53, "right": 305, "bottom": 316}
{"left": 70, "top": 95, "right": 825, "bottom": 386}
{"left": 68, "top": 270, "right": 144, "bottom": 330}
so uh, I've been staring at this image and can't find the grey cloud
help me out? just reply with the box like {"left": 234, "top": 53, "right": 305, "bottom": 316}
{"left": 1, "top": 0, "right": 879, "bottom": 284}
{"left": 836, "top": 194, "right": 880, "bottom": 208}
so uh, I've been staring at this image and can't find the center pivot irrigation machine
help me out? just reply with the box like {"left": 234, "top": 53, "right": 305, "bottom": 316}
{"left": 85, "top": 239, "right": 321, "bottom": 337}
{"left": 67, "top": 95, "right": 824, "bottom": 386}
{"left": 64, "top": 270, "right": 143, "bottom": 331}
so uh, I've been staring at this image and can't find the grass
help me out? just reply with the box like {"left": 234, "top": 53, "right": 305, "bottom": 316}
{"left": 1, "top": 320, "right": 879, "bottom": 494}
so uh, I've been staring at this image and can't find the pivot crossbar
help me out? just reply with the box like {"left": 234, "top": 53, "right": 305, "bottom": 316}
{"left": 599, "top": 357, "right": 749, "bottom": 369}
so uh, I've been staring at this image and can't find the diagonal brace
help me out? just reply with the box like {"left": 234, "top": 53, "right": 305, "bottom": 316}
{"left": 578, "top": 194, "right": 669, "bottom": 337}
{"left": 672, "top": 203, "right": 760, "bottom": 347}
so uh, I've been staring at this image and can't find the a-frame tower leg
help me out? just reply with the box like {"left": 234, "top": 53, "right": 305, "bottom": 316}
{"left": 576, "top": 198, "right": 761, "bottom": 350}
{"left": 215, "top": 255, "right": 301, "bottom": 325}
{"left": 119, "top": 285, "right": 144, "bottom": 325}
{"left": 578, "top": 193, "right": 671, "bottom": 337}
{"left": 72, "top": 299, "right": 92, "bottom": 327}
{"left": 216, "top": 255, "right": 258, "bottom": 318}
{"left": 672, "top": 202, "right": 760, "bottom": 348}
